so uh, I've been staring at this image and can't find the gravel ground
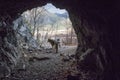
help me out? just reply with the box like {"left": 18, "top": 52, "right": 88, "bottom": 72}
{"left": 3, "top": 46, "right": 79, "bottom": 80}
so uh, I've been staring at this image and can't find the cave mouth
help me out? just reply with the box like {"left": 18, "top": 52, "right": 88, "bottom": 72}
{"left": 0, "top": 1, "right": 119, "bottom": 80}
{"left": 5, "top": 3, "right": 79, "bottom": 80}
{"left": 14, "top": 3, "right": 78, "bottom": 52}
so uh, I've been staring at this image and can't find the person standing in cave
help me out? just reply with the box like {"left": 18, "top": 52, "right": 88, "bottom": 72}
{"left": 56, "top": 38, "right": 61, "bottom": 48}
{"left": 48, "top": 38, "right": 59, "bottom": 53}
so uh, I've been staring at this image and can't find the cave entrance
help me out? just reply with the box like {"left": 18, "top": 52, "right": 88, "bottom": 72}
{"left": 18, "top": 3, "right": 77, "bottom": 53}
{"left": 11, "top": 3, "right": 78, "bottom": 79}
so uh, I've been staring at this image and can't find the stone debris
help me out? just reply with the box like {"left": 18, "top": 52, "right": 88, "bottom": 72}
{"left": 3, "top": 46, "right": 78, "bottom": 80}
{"left": 29, "top": 57, "right": 50, "bottom": 62}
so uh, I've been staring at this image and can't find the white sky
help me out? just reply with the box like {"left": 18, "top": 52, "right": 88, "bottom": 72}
{"left": 44, "top": 3, "right": 67, "bottom": 14}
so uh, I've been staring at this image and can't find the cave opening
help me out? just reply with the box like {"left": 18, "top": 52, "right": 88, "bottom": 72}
{"left": 8, "top": 3, "right": 79, "bottom": 80}
{"left": 13, "top": 3, "right": 77, "bottom": 53}
{"left": 1, "top": 1, "right": 119, "bottom": 80}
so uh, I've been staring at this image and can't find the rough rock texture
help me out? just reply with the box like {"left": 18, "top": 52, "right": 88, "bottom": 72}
{"left": 13, "top": 17, "right": 40, "bottom": 49}
{"left": 69, "top": 14, "right": 110, "bottom": 80}
{"left": 0, "top": 13, "right": 40, "bottom": 79}
{"left": 0, "top": 15, "right": 21, "bottom": 78}
{"left": 0, "top": 0, "right": 120, "bottom": 80}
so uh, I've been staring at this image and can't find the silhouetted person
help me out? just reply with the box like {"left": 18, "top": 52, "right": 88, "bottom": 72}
{"left": 48, "top": 38, "right": 59, "bottom": 53}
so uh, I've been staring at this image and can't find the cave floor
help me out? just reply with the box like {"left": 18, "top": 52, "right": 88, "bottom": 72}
{"left": 4, "top": 46, "right": 79, "bottom": 80}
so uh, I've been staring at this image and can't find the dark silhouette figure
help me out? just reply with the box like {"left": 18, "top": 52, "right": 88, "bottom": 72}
{"left": 48, "top": 38, "right": 59, "bottom": 53}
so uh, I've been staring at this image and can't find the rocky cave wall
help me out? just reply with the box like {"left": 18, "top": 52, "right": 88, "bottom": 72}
{"left": 0, "top": 14, "right": 22, "bottom": 78}
{"left": 0, "top": 8, "right": 40, "bottom": 78}
{"left": 0, "top": 0, "right": 120, "bottom": 80}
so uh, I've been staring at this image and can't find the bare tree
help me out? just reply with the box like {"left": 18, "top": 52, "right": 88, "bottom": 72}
{"left": 32, "top": 7, "right": 44, "bottom": 36}
{"left": 70, "top": 27, "right": 74, "bottom": 44}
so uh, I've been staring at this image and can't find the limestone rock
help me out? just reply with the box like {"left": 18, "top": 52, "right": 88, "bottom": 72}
{"left": 13, "top": 17, "right": 40, "bottom": 50}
